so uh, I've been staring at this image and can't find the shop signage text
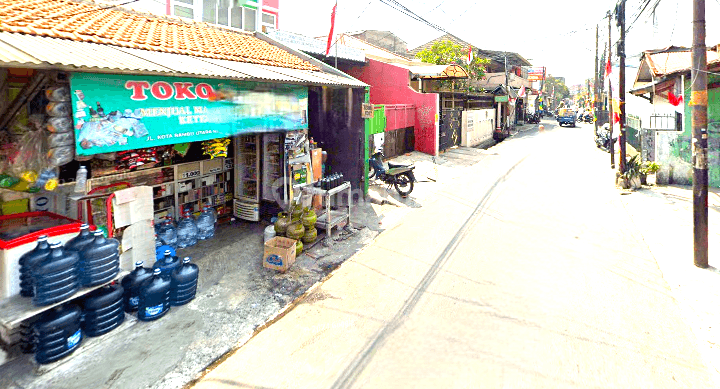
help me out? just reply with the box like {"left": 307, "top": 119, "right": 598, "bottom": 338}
{"left": 70, "top": 73, "right": 309, "bottom": 156}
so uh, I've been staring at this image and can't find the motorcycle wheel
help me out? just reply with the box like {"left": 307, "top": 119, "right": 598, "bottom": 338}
{"left": 369, "top": 165, "right": 377, "bottom": 179}
{"left": 394, "top": 173, "right": 413, "bottom": 197}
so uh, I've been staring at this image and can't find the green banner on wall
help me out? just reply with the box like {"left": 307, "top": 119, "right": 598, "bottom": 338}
{"left": 70, "top": 73, "right": 308, "bottom": 155}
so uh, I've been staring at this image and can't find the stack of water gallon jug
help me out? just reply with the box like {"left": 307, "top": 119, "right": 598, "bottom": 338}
{"left": 17, "top": 224, "right": 199, "bottom": 364}
{"left": 154, "top": 206, "right": 216, "bottom": 253}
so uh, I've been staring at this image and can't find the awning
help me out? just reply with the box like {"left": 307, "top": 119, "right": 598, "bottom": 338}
{"left": 0, "top": 32, "right": 367, "bottom": 88}
{"left": 405, "top": 64, "right": 469, "bottom": 79}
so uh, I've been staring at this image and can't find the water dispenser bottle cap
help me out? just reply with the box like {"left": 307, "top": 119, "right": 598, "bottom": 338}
{"left": 80, "top": 223, "right": 89, "bottom": 229}
{"left": 183, "top": 257, "right": 191, "bottom": 264}
{"left": 49, "top": 242, "right": 62, "bottom": 248}
{"left": 93, "top": 230, "right": 103, "bottom": 236}
{"left": 153, "top": 268, "right": 161, "bottom": 275}
{"left": 135, "top": 261, "right": 144, "bottom": 267}
{"left": 164, "top": 250, "right": 171, "bottom": 255}
{"left": 37, "top": 235, "right": 48, "bottom": 241}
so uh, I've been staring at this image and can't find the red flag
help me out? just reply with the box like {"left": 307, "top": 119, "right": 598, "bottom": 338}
{"left": 605, "top": 58, "right": 612, "bottom": 75}
{"left": 325, "top": 4, "right": 337, "bottom": 56}
{"left": 613, "top": 112, "right": 620, "bottom": 124}
{"left": 668, "top": 90, "right": 684, "bottom": 106}
{"left": 518, "top": 85, "right": 526, "bottom": 98}
{"left": 468, "top": 45, "right": 473, "bottom": 63}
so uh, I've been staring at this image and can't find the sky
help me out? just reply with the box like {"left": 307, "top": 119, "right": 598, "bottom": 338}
{"left": 280, "top": 0, "right": 720, "bottom": 86}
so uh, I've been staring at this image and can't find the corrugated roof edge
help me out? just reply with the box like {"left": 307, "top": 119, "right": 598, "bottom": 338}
{"left": 255, "top": 31, "right": 368, "bottom": 89}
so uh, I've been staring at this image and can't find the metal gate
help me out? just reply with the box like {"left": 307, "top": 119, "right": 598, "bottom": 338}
{"left": 439, "top": 108, "right": 462, "bottom": 152}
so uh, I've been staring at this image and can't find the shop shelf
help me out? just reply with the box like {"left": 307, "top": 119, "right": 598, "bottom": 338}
{"left": 0, "top": 270, "right": 129, "bottom": 331}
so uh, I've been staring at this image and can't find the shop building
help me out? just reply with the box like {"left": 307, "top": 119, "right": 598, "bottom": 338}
{"left": 0, "top": 0, "right": 366, "bottom": 363}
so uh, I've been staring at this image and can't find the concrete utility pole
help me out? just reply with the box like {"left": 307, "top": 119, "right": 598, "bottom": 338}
{"left": 595, "top": 25, "right": 599, "bottom": 136}
{"left": 608, "top": 12, "right": 615, "bottom": 169}
{"left": 618, "top": 0, "right": 627, "bottom": 174}
{"left": 692, "top": 0, "right": 709, "bottom": 268}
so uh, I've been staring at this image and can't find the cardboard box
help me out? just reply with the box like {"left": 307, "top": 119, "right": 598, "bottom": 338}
{"left": 202, "top": 158, "right": 224, "bottom": 175}
{"left": 263, "top": 237, "right": 297, "bottom": 272}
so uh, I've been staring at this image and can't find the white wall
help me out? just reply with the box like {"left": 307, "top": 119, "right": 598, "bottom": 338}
{"left": 462, "top": 109, "right": 495, "bottom": 147}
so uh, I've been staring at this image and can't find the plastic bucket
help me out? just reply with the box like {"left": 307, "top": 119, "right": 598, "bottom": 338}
{"left": 264, "top": 225, "right": 276, "bottom": 243}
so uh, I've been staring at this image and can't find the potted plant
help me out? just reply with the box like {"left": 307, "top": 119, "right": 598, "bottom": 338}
{"left": 618, "top": 155, "right": 642, "bottom": 190}
{"left": 641, "top": 161, "right": 661, "bottom": 185}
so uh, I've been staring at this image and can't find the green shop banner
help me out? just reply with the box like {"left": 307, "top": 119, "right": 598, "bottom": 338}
{"left": 70, "top": 73, "right": 308, "bottom": 156}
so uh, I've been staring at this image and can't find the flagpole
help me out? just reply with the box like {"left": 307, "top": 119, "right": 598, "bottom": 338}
{"left": 334, "top": 0, "right": 338, "bottom": 69}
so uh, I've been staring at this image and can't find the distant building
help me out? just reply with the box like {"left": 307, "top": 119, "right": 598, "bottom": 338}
{"left": 345, "top": 30, "right": 408, "bottom": 57}
{"left": 123, "top": 0, "right": 279, "bottom": 31}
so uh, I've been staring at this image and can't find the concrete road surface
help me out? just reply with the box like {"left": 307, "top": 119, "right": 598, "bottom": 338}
{"left": 191, "top": 121, "right": 716, "bottom": 389}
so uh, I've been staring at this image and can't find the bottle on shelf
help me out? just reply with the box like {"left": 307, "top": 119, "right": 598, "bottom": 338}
{"left": 32, "top": 304, "right": 83, "bottom": 364}
{"left": 77, "top": 230, "right": 120, "bottom": 287}
{"left": 73, "top": 166, "right": 88, "bottom": 194}
{"left": 80, "top": 284, "right": 125, "bottom": 337}
{"left": 31, "top": 242, "right": 81, "bottom": 307}
{"left": 65, "top": 223, "right": 94, "bottom": 253}
{"left": 19, "top": 235, "right": 51, "bottom": 297}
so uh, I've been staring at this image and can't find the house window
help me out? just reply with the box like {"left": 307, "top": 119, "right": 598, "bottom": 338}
{"left": 172, "top": 0, "right": 260, "bottom": 31}
{"left": 202, "top": 0, "right": 215, "bottom": 23}
{"left": 262, "top": 12, "right": 276, "bottom": 28}
{"left": 174, "top": 5, "right": 194, "bottom": 18}
{"left": 230, "top": 6, "right": 242, "bottom": 28}
{"left": 243, "top": 7, "right": 256, "bottom": 31}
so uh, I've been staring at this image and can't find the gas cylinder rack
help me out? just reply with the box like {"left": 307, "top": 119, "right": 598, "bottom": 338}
{"left": 303, "top": 182, "right": 351, "bottom": 243}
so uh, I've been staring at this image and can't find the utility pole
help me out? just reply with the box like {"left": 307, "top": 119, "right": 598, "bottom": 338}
{"left": 692, "top": 0, "right": 708, "bottom": 268}
{"left": 618, "top": 0, "right": 627, "bottom": 174}
{"left": 595, "top": 24, "right": 599, "bottom": 136}
{"left": 607, "top": 12, "right": 615, "bottom": 169}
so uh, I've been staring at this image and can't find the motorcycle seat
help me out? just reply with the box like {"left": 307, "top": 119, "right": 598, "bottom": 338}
{"left": 388, "top": 161, "right": 413, "bottom": 169}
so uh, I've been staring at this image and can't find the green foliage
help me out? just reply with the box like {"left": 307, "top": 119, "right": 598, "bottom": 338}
{"left": 543, "top": 76, "right": 570, "bottom": 108}
{"left": 641, "top": 161, "right": 661, "bottom": 174}
{"left": 415, "top": 40, "right": 490, "bottom": 92}
{"left": 623, "top": 155, "right": 642, "bottom": 179}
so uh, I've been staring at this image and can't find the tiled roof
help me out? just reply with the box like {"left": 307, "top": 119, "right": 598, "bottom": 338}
{"left": 0, "top": 0, "right": 318, "bottom": 71}
{"left": 646, "top": 48, "right": 720, "bottom": 77}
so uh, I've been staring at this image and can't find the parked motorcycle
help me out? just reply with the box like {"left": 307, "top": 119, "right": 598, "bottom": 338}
{"left": 582, "top": 112, "right": 594, "bottom": 123}
{"left": 526, "top": 112, "right": 541, "bottom": 124}
{"left": 595, "top": 124, "right": 617, "bottom": 152}
{"left": 368, "top": 149, "right": 417, "bottom": 197}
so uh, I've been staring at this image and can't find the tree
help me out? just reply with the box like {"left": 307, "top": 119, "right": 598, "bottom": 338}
{"left": 543, "top": 76, "right": 570, "bottom": 108}
{"left": 415, "top": 40, "right": 490, "bottom": 92}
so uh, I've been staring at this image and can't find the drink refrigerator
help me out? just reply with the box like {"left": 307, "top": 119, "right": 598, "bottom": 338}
{"left": 233, "top": 135, "right": 261, "bottom": 221}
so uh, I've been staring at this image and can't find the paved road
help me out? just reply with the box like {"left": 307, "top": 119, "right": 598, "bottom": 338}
{"left": 192, "top": 121, "right": 715, "bottom": 388}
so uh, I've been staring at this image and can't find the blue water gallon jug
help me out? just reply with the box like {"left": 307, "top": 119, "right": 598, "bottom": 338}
{"left": 176, "top": 211, "right": 198, "bottom": 249}
{"left": 196, "top": 206, "right": 216, "bottom": 240}
{"left": 80, "top": 284, "right": 125, "bottom": 337}
{"left": 153, "top": 250, "right": 180, "bottom": 277}
{"left": 78, "top": 231, "right": 120, "bottom": 287}
{"left": 121, "top": 261, "right": 154, "bottom": 313}
{"left": 32, "top": 242, "right": 80, "bottom": 307}
{"left": 65, "top": 223, "right": 95, "bottom": 253}
{"left": 19, "top": 235, "right": 51, "bottom": 297}
{"left": 170, "top": 257, "right": 199, "bottom": 306}
{"left": 32, "top": 303, "right": 83, "bottom": 364}
{"left": 158, "top": 217, "right": 177, "bottom": 249}
{"left": 137, "top": 268, "right": 171, "bottom": 321}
